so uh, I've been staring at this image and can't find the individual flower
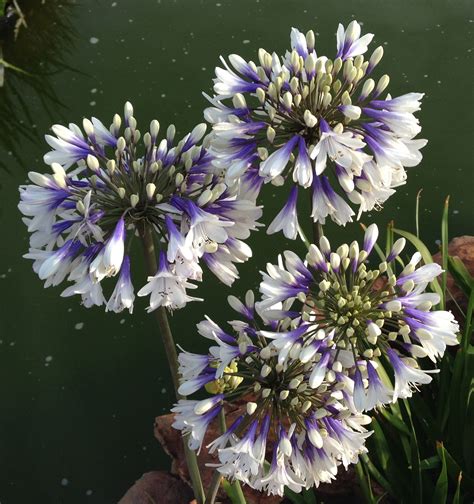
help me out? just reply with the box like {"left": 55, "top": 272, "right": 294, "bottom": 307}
{"left": 172, "top": 292, "right": 372, "bottom": 496}
{"left": 258, "top": 224, "right": 459, "bottom": 410}
{"left": 205, "top": 20, "right": 427, "bottom": 233}
{"left": 19, "top": 102, "right": 262, "bottom": 313}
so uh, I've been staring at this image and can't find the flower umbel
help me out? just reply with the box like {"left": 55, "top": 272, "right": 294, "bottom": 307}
{"left": 258, "top": 224, "right": 459, "bottom": 410}
{"left": 20, "top": 102, "right": 262, "bottom": 313}
{"left": 206, "top": 20, "right": 427, "bottom": 233}
{"left": 172, "top": 292, "right": 372, "bottom": 495}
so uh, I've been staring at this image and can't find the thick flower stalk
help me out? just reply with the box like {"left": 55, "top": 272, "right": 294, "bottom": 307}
{"left": 205, "top": 20, "right": 427, "bottom": 237}
{"left": 172, "top": 292, "right": 372, "bottom": 496}
{"left": 258, "top": 224, "right": 459, "bottom": 410}
{"left": 19, "top": 102, "right": 262, "bottom": 313}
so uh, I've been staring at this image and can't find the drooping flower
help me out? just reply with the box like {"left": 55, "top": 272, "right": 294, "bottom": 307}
{"left": 19, "top": 102, "right": 262, "bottom": 313}
{"left": 258, "top": 224, "right": 459, "bottom": 410}
{"left": 106, "top": 255, "right": 135, "bottom": 313}
{"left": 205, "top": 20, "right": 427, "bottom": 232}
{"left": 172, "top": 293, "right": 372, "bottom": 495}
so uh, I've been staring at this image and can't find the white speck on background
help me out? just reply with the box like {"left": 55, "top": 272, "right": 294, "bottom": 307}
{"left": 89, "top": 37, "right": 99, "bottom": 44}
{"left": 61, "top": 478, "right": 69, "bottom": 486}
{"left": 75, "top": 322, "right": 84, "bottom": 331}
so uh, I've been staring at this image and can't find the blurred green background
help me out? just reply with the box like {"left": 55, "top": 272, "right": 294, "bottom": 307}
{"left": 0, "top": 0, "right": 472, "bottom": 502}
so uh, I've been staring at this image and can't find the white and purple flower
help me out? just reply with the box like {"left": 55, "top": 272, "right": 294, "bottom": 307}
{"left": 172, "top": 293, "right": 372, "bottom": 496}
{"left": 258, "top": 224, "right": 459, "bottom": 410}
{"left": 19, "top": 102, "right": 262, "bottom": 313}
{"left": 205, "top": 21, "right": 426, "bottom": 232}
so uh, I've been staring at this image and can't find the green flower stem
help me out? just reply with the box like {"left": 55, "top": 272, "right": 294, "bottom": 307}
{"left": 312, "top": 220, "right": 324, "bottom": 244}
{"left": 207, "top": 407, "right": 247, "bottom": 504}
{"left": 206, "top": 471, "right": 223, "bottom": 504}
{"left": 140, "top": 222, "right": 205, "bottom": 504}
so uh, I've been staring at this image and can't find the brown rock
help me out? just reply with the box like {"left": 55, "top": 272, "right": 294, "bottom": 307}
{"left": 432, "top": 235, "right": 474, "bottom": 307}
{"left": 372, "top": 276, "right": 388, "bottom": 292}
{"left": 153, "top": 401, "right": 377, "bottom": 503}
{"left": 154, "top": 402, "right": 282, "bottom": 504}
{"left": 118, "top": 470, "right": 194, "bottom": 504}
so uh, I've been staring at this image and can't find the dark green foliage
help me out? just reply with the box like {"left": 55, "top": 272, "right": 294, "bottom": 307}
{"left": 357, "top": 197, "right": 474, "bottom": 503}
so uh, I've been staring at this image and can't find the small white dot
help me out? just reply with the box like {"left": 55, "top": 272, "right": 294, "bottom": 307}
{"left": 89, "top": 37, "right": 99, "bottom": 44}
{"left": 75, "top": 322, "right": 84, "bottom": 331}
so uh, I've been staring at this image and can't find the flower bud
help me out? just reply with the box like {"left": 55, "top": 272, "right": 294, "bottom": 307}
{"left": 375, "top": 74, "right": 390, "bottom": 96}
{"left": 150, "top": 119, "right": 160, "bottom": 138}
{"left": 266, "top": 126, "right": 276, "bottom": 143}
{"left": 130, "top": 194, "right": 139, "bottom": 208}
{"left": 124, "top": 101, "right": 134, "bottom": 119}
{"left": 304, "top": 109, "right": 318, "bottom": 127}
{"left": 247, "top": 402, "right": 257, "bottom": 415}
{"left": 232, "top": 93, "right": 247, "bottom": 109}
{"left": 87, "top": 155, "right": 100, "bottom": 172}
{"left": 117, "top": 137, "right": 126, "bottom": 152}
{"left": 256, "top": 87, "right": 266, "bottom": 104}
{"left": 283, "top": 91, "right": 293, "bottom": 109}
{"left": 146, "top": 183, "right": 156, "bottom": 200}
{"left": 369, "top": 46, "right": 384, "bottom": 71}
{"left": 360, "top": 78, "right": 375, "bottom": 100}
{"left": 306, "top": 30, "right": 315, "bottom": 51}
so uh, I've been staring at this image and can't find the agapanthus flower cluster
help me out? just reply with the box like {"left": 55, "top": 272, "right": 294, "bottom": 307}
{"left": 172, "top": 292, "right": 372, "bottom": 496}
{"left": 205, "top": 20, "right": 427, "bottom": 237}
{"left": 258, "top": 224, "right": 459, "bottom": 410}
{"left": 19, "top": 102, "right": 262, "bottom": 313}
